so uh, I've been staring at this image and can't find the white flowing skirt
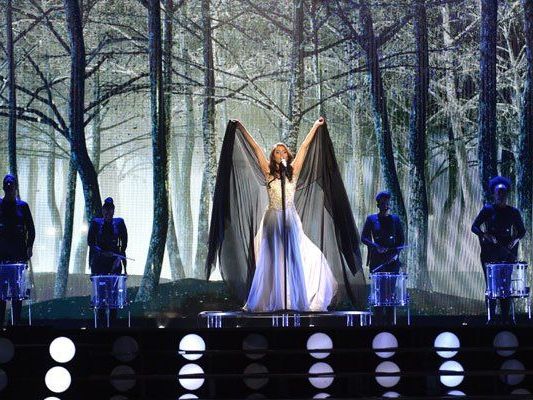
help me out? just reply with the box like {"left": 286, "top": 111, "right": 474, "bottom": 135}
{"left": 244, "top": 206, "right": 338, "bottom": 312}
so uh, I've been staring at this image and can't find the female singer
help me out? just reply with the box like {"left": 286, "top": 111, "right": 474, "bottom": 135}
{"left": 206, "top": 118, "right": 365, "bottom": 312}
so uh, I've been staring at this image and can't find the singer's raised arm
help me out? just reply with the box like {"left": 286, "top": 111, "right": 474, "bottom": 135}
{"left": 292, "top": 117, "right": 325, "bottom": 176}
{"left": 234, "top": 120, "right": 269, "bottom": 176}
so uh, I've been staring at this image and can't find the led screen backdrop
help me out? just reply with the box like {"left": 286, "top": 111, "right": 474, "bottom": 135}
{"left": 0, "top": 0, "right": 531, "bottom": 318}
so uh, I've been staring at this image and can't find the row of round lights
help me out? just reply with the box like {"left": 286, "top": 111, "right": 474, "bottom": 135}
{"left": 493, "top": 330, "right": 530, "bottom": 395}
{"left": 110, "top": 336, "right": 140, "bottom": 393}
{"left": 0, "top": 337, "right": 15, "bottom": 392}
{"left": 45, "top": 336, "right": 76, "bottom": 395}
{"left": 372, "top": 331, "right": 401, "bottom": 398}
{"left": 434, "top": 331, "right": 464, "bottom": 397}
{"left": 178, "top": 334, "right": 206, "bottom": 398}
{"left": 306, "top": 332, "right": 334, "bottom": 398}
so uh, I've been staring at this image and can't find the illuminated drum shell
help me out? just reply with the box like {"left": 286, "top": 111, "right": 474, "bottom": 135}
{"left": 486, "top": 263, "right": 529, "bottom": 299}
{"left": 0, "top": 263, "right": 30, "bottom": 301}
{"left": 90, "top": 274, "right": 128, "bottom": 309}
{"left": 369, "top": 272, "right": 408, "bottom": 307}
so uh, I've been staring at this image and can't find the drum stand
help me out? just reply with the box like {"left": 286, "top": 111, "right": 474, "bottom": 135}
{"left": 93, "top": 305, "right": 131, "bottom": 328}
{"left": 392, "top": 302, "right": 411, "bottom": 326}
{"left": 369, "top": 300, "right": 411, "bottom": 326}
{"left": 6, "top": 297, "right": 32, "bottom": 326}
{"left": 486, "top": 294, "right": 531, "bottom": 323}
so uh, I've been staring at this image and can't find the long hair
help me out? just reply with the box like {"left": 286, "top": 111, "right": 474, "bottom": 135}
{"left": 268, "top": 143, "right": 294, "bottom": 182}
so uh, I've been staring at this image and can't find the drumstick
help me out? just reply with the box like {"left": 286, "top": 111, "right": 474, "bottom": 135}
{"left": 372, "top": 254, "right": 400, "bottom": 272}
{"left": 112, "top": 253, "right": 135, "bottom": 262}
{"left": 100, "top": 250, "right": 135, "bottom": 262}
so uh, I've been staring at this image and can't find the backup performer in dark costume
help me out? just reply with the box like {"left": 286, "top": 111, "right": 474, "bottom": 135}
{"left": 0, "top": 174, "right": 35, "bottom": 326}
{"left": 472, "top": 176, "right": 526, "bottom": 323}
{"left": 361, "top": 191, "right": 405, "bottom": 324}
{"left": 88, "top": 197, "right": 128, "bottom": 276}
{"left": 87, "top": 197, "right": 127, "bottom": 325}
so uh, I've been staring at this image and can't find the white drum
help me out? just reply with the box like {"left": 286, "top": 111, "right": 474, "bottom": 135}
{"left": 486, "top": 262, "right": 529, "bottom": 299}
{"left": 0, "top": 263, "right": 29, "bottom": 301}
{"left": 90, "top": 274, "right": 128, "bottom": 309}
{"left": 369, "top": 272, "right": 408, "bottom": 307}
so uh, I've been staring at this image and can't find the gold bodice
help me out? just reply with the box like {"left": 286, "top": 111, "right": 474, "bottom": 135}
{"left": 267, "top": 175, "right": 297, "bottom": 210}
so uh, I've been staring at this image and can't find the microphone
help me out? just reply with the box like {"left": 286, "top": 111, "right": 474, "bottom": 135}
{"left": 280, "top": 158, "right": 287, "bottom": 169}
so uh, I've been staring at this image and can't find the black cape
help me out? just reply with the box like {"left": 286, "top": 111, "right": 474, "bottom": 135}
{"left": 206, "top": 121, "right": 366, "bottom": 308}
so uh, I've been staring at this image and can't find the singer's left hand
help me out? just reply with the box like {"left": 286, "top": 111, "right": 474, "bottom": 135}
{"left": 314, "top": 117, "right": 325, "bottom": 126}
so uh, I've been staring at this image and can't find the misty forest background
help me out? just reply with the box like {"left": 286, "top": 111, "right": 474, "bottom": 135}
{"left": 0, "top": 0, "right": 532, "bottom": 317}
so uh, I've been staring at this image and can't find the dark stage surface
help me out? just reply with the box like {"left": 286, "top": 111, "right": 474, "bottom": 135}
{"left": 1, "top": 316, "right": 533, "bottom": 399}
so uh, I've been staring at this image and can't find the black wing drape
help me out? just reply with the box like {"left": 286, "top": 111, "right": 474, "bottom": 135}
{"left": 206, "top": 121, "right": 366, "bottom": 307}
{"left": 295, "top": 124, "right": 366, "bottom": 306}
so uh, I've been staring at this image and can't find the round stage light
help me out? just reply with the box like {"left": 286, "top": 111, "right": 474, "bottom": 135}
{"left": 313, "top": 393, "right": 330, "bottom": 398}
{"left": 178, "top": 363, "right": 205, "bottom": 390}
{"left": 382, "top": 392, "right": 400, "bottom": 398}
{"left": 375, "top": 361, "right": 400, "bottom": 388}
{"left": 0, "top": 338, "right": 15, "bottom": 364}
{"left": 243, "top": 363, "right": 269, "bottom": 390}
{"left": 49, "top": 337, "right": 76, "bottom": 363}
{"left": 493, "top": 331, "right": 518, "bottom": 357}
{"left": 434, "top": 332, "right": 460, "bottom": 359}
{"left": 307, "top": 333, "right": 333, "bottom": 359}
{"left": 0, "top": 369, "right": 7, "bottom": 391}
{"left": 178, "top": 394, "right": 199, "bottom": 399}
{"left": 500, "top": 359, "right": 525, "bottom": 385}
{"left": 447, "top": 390, "right": 466, "bottom": 396}
{"left": 45, "top": 366, "right": 72, "bottom": 393}
{"left": 110, "top": 365, "right": 136, "bottom": 392}
{"left": 243, "top": 334, "right": 268, "bottom": 360}
{"left": 439, "top": 360, "right": 464, "bottom": 387}
{"left": 43, "top": 397, "right": 61, "bottom": 400}
{"left": 308, "top": 362, "right": 334, "bottom": 389}
{"left": 179, "top": 334, "right": 206, "bottom": 361}
{"left": 372, "top": 332, "right": 398, "bottom": 359}
{"left": 112, "top": 336, "right": 139, "bottom": 362}
{"left": 511, "top": 388, "right": 531, "bottom": 395}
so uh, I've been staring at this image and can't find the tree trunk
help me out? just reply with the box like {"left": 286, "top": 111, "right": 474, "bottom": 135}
{"left": 344, "top": 15, "right": 365, "bottom": 219}
{"left": 359, "top": 4, "right": 407, "bottom": 228}
{"left": 178, "top": 6, "right": 195, "bottom": 274}
{"left": 195, "top": 174, "right": 209, "bottom": 279}
{"left": 311, "top": 0, "right": 325, "bottom": 117}
{"left": 163, "top": 0, "right": 185, "bottom": 280}
{"left": 518, "top": 0, "right": 533, "bottom": 271}
{"left": 408, "top": 0, "right": 431, "bottom": 290}
{"left": 478, "top": 0, "right": 499, "bottom": 202}
{"left": 54, "top": 156, "right": 76, "bottom": 298}
{"left": 441, "top": 4, "right": 471, "bottom": 209}
{"left": 73, "top": 71, "right": 102, "bottom": 274}
{"left": 167, "top": 208, "right": 185, "bottom": 280}
{"left": 284, "top": 0, "right": 305, "bottom": 150}
{"left": 47, "top": 129, "right": 63, "bottom": 265}
{"left": 136, "top": 0, "right": 169, "bottom": 301}
{"left": 6, "top": 0, "right": 17, "bottom": 179}
{"left": 195, "top": 0, "right": 217, "bottom": 276}
{"left": 63, "top": 0, "right": 102, "bottom": 222}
